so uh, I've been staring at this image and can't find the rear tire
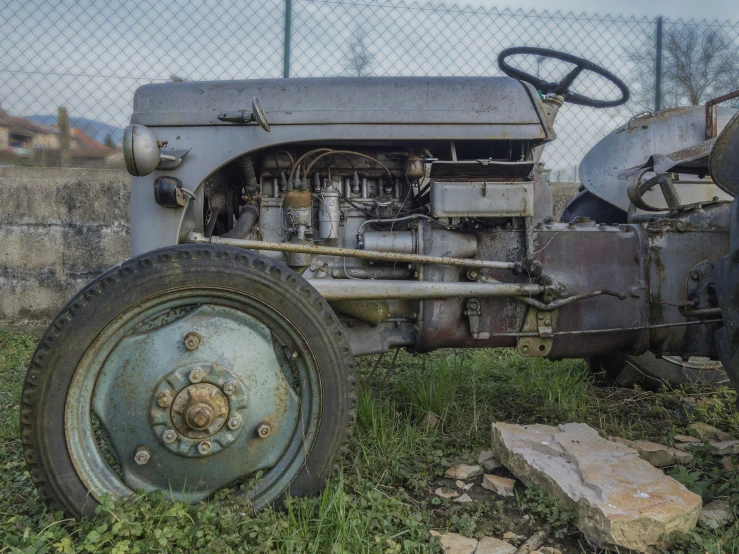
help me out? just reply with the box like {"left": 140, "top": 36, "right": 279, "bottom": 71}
{"left": 589, "top": 351, "right": 727, "bottom": 390}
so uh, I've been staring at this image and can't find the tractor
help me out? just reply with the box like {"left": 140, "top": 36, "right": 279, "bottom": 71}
{"left": 20, "top": 47, "right": 739, "bottom": 518}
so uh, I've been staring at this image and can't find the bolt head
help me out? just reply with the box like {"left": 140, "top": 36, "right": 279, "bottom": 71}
{"left": 189, "top": 368, "right": 204, "bottom": 383}
{"left": 228, "top": 415, "right": 242, "bottom": 430}
{"left": 184, "top": 331, "right": 201, "bottom": 351}
{"left": 162, "top": 429, "right": 177, "bottom": 443}
{"left": 537, "top": 313, "right": 545, "bottom": 320}
{"left": 222, "top": 380, "right": 237, "bottom": 395}
{"left": 544, "top": 318, "right": 552, "bottom": 326}
{"left": 157, "top": 393, "right": 172, "bottom": 408}
{"left": 197, "top": 441, "right": 212, "bottom": 455}
{"left": 691, "top": 271, "right": 700, "bottom": 281}
{"left": 256, "top": 423, "right": 271, "bottom": 438}
{"left": 134, "top": 447, "right": 151, "bottom": 465}
{"left": 522, "top": 345, "right": 530, "bottom": 353}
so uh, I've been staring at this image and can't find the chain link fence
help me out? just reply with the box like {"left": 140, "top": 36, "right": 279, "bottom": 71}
{"left": 1, "top": 0, "right": 738, "bottom": 176}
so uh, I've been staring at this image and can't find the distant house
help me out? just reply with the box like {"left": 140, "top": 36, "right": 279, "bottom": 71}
{"left": 65, "top": 127, "right": 123, "bottom": 167}
{"left": 0, "top": 108, "right": 37, "bottom": 155}
{"left": 14, "top": 118, "right": 63, "bottom": 150}
{"left": 0, "top": 109, "right": 122, "bottom": 167}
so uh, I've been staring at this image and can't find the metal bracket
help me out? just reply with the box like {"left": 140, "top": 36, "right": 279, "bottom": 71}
{"left": 517, "top": 309, "right": 557, "bottom": 357}
{"left": 156, "top": 149, "right": 190, "bottom": 170}
{"left": 464, "top": 298, "right": 489, "bottom": 340}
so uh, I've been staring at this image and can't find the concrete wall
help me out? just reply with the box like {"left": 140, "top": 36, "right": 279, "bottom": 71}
{"left": 0, "top": 167, "right": 130, "bottom": 328}
{"left": 0, "top": 167, "right": 580, "bottom": 329}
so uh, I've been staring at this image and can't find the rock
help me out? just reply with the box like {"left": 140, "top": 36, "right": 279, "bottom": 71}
{"left": 674, "top": 434, "right": 700, "bottom": 444}
{"left": 455, "top": 479, "right": 473, "bottom": 491}
{"left": 491, "top": 422, "right": 702, "bottom": 552}
{"left": 481, "top": 474, "right": 516, "bottom": 496}
{"left": 709, "top": 440, "right": 739, "bottom": 455}
{"left": 454, "top": 493, "right": 474, "bottom": 503}
{"left": 483, "top": 458, "right": 503, "bottom": 471}
{"left": 423, "top": 411, "right": 439, "bottom": 430}
{"left": 430, "top": 531, "right": 477, "bottom": 554}
{"left": 445, "top": 464, "right": 483, "bottom": 480}
{"left": 720, "top": 457, "right": 736, "bottom": 471}
{"left": 699, "top": 499, "right": 734, "bottom": 529}
{"left": 687, "top": 422, "right": 734, "bottom": 442}
{"left": 531, "top": 549, "right": 562, "bottom": 554}
{"left": 612, "top": 437, "right": 693, "bottom": 467}
{"left": 435, "top": 487, "right": 460, "bottom": 499}
{"left": 502, "top": 531, "right": 524, "bottom": 541}
{"left": 475, "top": 536, "right": 517, "bottom": 554}
{"left": 477, "top": 451, "right": 502, "bottom": 471}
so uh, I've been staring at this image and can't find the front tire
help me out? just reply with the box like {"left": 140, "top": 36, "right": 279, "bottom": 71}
{"left": 20, "top": 244, "right": 356, "bottom": 519}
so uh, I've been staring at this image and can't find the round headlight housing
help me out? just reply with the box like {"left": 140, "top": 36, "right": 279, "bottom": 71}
{"left": 123, "top": 124, "right": 161, "bottom": 177}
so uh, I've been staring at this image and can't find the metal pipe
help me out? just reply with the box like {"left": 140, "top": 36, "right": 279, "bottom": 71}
{"left": 188, "top": 233, "right": 519, "bottom": 270}
{"left": 305, "top": 279, "right": 545, "bottom": 300}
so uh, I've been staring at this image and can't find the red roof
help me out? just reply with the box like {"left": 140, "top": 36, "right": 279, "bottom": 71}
{"left": 50, "top": 125, "right": 117, "bottom": 159}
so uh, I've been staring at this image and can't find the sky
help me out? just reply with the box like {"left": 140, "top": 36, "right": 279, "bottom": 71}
{"left": 466, "top": 0, "right": 739, "bottom": 21}
{"left": 1, "top": 0, "right": 738, "bottom": 171}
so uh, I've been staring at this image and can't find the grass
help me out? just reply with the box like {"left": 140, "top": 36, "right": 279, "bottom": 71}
{"left": 0, "top": 329, "right": 738, "bottom": 552}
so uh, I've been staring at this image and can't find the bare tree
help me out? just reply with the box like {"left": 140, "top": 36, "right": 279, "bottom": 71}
{"left": 628, "top": 25, "right": 739, "bottom": 111}
{"left": 345, "top": 28, "right": 376, "bottom": 77}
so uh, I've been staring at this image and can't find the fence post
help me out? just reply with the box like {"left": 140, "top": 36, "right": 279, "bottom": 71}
{"left": 58, "top": 106, "right": 71, "bottom": 167}
{"left": 283, "top": 0, "right": 292, "bottom": 78}
{"left": 655, "top": 16, "right": 663, "bottom": 112}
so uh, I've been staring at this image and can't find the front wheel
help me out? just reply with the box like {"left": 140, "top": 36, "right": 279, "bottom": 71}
{"left": 20, "top": 244, "right": 356, "bottom": 519}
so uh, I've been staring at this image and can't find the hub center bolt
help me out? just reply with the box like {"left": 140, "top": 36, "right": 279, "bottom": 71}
{"left": 185, "top": 402, "right": 216, "bottom": 430}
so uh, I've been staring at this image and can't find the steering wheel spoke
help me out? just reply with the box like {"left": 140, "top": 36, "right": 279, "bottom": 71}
{"left": 498, "top": 47, "right": 630, "bottom": 108}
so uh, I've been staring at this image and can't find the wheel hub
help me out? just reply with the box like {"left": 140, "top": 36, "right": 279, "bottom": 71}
{"left": 149, "top": 363, "right": 248, "bottom": 457}
{"left": 174, "top": 383, "right": 228, "bottom": 436}
{"left": 81, "top": 303, "right": 302, "bottom": 500}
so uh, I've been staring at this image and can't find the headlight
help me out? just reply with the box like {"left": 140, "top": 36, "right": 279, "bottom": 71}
{"left": 123, "top": 124, "right": 161, "bottom": 177}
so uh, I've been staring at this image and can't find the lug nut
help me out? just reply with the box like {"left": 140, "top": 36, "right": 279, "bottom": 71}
{"left": 222, "top": 380, "right": 237, "bottom": 395}
{"left": 162, "top": 429, "right": 177, "bottom": 443}
{"left": 134, "top": 446, "right": 151, "bottom": 465}
{"left": 197, "top": 441, "right": 212, "bottom": 455}
{"left": 184, "top": 332, "right": 202, "bottom": 351}
{"left": 256, "top": 423, "right": 271, "bottom": 438}
{"left": 157, "top": 393, "right": 172, "bottom": 408}
{"left": 189, "top": 368, "right": 204, "bottom": 383}
{"left": 228, "top": 415, "right": 242, "bottom": 430}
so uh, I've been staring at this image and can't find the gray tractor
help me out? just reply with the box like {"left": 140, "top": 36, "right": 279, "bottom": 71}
{"left": 20, "top": 47, "right": 739, "bottom": 518}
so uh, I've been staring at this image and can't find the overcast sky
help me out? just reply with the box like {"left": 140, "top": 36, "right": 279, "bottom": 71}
{"left": 467, "top": 0, "right": 739, "bottom": 21}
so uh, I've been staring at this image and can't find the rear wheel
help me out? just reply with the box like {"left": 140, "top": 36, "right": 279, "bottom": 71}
{"left": 588, "top": 351, "right": 727, "bottom": 390}
{"left": 20, "top": 244, "right": 356, "bottom": 519}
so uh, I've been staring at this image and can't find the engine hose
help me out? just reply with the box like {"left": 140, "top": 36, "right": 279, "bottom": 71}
{"left": 241, "top": 154, "right": 258, "bottom": 194}
{"left": 221, "top": 205, "right": 259, "bottom": 239}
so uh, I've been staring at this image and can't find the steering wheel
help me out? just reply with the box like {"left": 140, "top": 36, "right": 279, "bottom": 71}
{"left": 498, "top": 47, "right": 630, "bottom": 108}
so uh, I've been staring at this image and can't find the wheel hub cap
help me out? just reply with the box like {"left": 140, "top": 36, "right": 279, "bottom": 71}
{"left": 79, "top": 304, "right": 302, "bottom": 501}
